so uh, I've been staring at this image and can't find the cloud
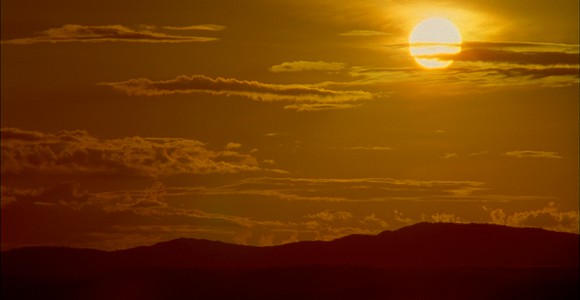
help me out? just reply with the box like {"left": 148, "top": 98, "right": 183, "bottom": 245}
{"left": 504, "top": 150, "right": 563, "bottom": 159}
{"left": 455, "top": 47, "right": 579, "bottom": 66}
{"left": 0, "top": 181, "right": 269, "bottom": 249}
{"left": 340, "top": 30, "right": 389, "bottom": 37}
{"left": 1, "top": 24, "right": 218, "bottom": 45}
{"left": 341, "top": 41, "right": 579, "bottom": 89}
{"left": 308, "top": 210, "right": 353, "bottom": 222}
{"left": 200, "top": 177, "right": 488, "bottom": 202}
{"left": 269, "top": 61, "right": 347, "bottom": 73}
{"left": 362, "top": 213, "right": 389, "bottom": 228}
{"left": 162, "top": 24, "right": 225, "bottom": 31}
{"left": 469, "top": 151, "right": 490, "bottom": 157}
{"left": 408, "top": 42, "right": 579, "bottom": 66}
{"left": 1, "top": 128, "right": 263, "bottom": 177}
{"left": 282, "top": 103, "right": 361, "bottom": 111}
{"left": 0, "top": 181, "right": 383, "bottom": 249}
{"left": 488, "top": 202, "right": 579, "bottom": 233}
{"left": 393, "top": 210, "right": 413, "bottom": 225}
{"left": 342, "top": 146, "right": 392, "bottom": 151}
{"left": 225, "top": 142, "right": 242, "bottom": 150}
{"left": 430, "top": 213, "right": 465, "bottom": 223}
{"left": 100, "top": 75, "right": 375, "bottom": 111}
{"left": 442, "top": 153, "right": 459, "bottom": 159}
{"left": 345, "top": 65, "right": 579, "bottom": 90}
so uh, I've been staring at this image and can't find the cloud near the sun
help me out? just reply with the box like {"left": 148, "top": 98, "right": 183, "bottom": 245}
{"left": 1, "top": 24, "right": 219, "bottom": 44}
{"left": 100, "top": 75, "right": 375, "bottom": 111}
{"left": 335, "top": 41, "right": 579, "bottom": 89}
{"left": 0, "top": 128, "right": 263, "bottom": 177}
{"left": 339, "top": 30, "right": 389, "bottom": 37}
{"left": 455, "top": 43, "right": 579, "bottom": 66}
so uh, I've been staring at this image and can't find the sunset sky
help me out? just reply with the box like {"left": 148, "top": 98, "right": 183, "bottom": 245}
{"left": 1, "top": 0, "right": 578, "bottom": 250}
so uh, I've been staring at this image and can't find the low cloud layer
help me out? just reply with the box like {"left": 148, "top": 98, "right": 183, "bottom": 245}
{"left": 0, "top": 181, "right": 384, "bottom": 249}
{"left": 101, "top": 75, "right": 375, "bottom": 111}
{"left": 488, "top": 202, "right": 578, "bottom": 233}
{"left": 2, "top": 24, "right": 218, "bottom": 44}
{"left": 1, "top": 128, "right": 261, "bottom": 177}
{"left": 341, "top": 146, "right": 393, "bottom": 151}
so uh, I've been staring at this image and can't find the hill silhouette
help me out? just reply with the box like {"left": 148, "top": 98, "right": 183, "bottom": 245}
{"left": 2, "top": 222, "right": 578, "bottom": 299}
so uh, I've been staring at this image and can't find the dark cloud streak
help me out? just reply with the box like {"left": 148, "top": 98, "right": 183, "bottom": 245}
{"left": 1, "top": 24, "right": 218, "bottom": 44}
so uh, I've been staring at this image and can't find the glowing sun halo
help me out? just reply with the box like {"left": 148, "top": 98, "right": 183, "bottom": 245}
{"left": 409, "top": 18, "right": 462, "bottom": 69}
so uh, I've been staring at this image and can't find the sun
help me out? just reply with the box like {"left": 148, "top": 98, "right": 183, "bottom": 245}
{"left": 409, "top": 18, "right": 462, "bottom": 69}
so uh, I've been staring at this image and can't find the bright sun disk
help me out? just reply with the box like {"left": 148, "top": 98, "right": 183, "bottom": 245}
{"left": 409, "top": 18, "right": 462, "bottom": 69}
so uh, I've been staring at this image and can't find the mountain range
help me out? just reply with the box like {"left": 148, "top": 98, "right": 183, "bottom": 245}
{"left": 2, "top": 222, "right": 578, "bottom": 299}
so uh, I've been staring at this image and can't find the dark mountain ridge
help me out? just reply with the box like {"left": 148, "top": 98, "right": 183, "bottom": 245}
{"left": 2, "top": 222, "right": 578, "bottom": 278}
{"left": 3, "top": 223, "right": 578, "bottom": 300}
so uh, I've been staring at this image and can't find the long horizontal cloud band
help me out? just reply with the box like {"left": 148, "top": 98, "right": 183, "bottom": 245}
{"left": 416, "top": 48, "right": 579, "bottom": 66}
{"left": 1, "top": 24, "right": 219, "bottom": 44}
{"left": 100, "top": 75, "right": 375, "bottom": 111}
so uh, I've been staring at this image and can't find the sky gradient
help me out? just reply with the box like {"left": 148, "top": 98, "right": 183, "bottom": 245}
{"left": 1, "top": 0, "right": 578, "bottom": 250}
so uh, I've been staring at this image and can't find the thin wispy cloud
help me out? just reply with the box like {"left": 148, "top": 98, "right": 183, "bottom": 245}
{"left": 442, "top": 153, "right": 459, "bottom": 159}
{"left": 162, "top": 24, "right": 226, "bottom": 31}
{"left": 343, "top": 65, "right": 578, "bottom": 90}
{"left": 342, "top": 146, "right": 393, "bottom": 151}
{"left": 455, "top": 47, "right": 580, "bottom": 66}
{"left": 340, "top": 30, "right": 389, "bottom": 37}
{"left": 100, "top": 75, "right": 375, "bottom": 111}
{"left": 1, "top": 24, "right": 218, "bottom": 44}
{"left": 197, "top": 177, "right": 488, "bottom": 202}
{"left": 504, "top": 150, "right": 563, "bottom": 159}
{"left": 269, "top": 60, "right": 347, "bottom": 73}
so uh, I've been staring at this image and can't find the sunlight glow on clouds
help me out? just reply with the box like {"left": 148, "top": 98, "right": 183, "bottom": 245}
{"left": 1, "top": 0, "right": 577, "bottom": 250}
{"left": 487, "top": 203, "right": 579, "bottom": 233}
{"left": 100, "top": 75, "right": 375, "bottom": 111}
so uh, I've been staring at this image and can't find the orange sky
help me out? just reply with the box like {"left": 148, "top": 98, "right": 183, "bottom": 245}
{"left": 1, "top": 0, "right": 578, "bottom": 250}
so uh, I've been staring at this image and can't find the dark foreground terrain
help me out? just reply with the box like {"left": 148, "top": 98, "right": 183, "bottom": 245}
{"left": 2, "top": 223, "right": 578, "bottom": 299}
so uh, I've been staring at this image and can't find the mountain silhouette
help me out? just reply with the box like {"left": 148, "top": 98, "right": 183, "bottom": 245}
{"left": 2, "top": 223, "right": 578, "bottom": 299}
